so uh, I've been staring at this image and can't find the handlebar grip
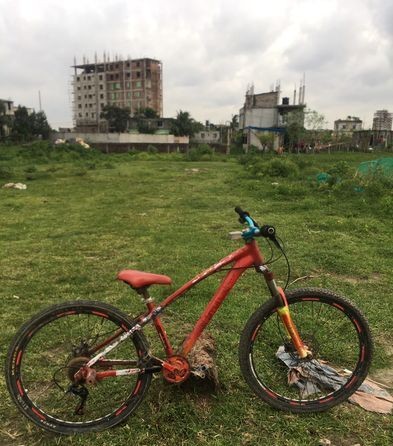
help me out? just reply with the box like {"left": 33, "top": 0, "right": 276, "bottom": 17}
{"left": 234, "top": 206, "right": 248, "bottom": 223}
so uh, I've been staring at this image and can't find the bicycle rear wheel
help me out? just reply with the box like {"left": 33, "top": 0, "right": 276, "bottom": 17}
{"left": 6, "top": 301, "right": 151, "bottom": 434}
{"left": 239, "top": 288, "right": 373, "bottom": 412}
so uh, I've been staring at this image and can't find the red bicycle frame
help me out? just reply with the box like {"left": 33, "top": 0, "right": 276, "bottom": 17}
{"left": 86, "top": 239, "right": 308, "bottom": 380}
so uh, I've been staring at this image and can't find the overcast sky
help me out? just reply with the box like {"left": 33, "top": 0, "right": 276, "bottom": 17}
{"left": 1, "top": 0, "right": 392, "bottom": 129}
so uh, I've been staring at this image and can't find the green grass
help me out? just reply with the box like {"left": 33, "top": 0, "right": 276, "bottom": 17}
{"left": 0, "top": 145, "right": 392, "bottom": 445}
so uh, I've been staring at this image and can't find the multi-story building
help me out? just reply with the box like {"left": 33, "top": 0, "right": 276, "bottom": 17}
{"left": 372, "top": 110, "right": 392, "bottom": 131}
{"left": 72, "top": 57, "right": 163, "bottom": 131}
{"left": 239, "top": 85, "right": 306, "bottom": 150}
{"left": 334, "top": 116, "right": 362, "bottom": 133}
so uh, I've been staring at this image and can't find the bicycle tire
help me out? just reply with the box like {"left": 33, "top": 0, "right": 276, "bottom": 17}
{"left": 5, "top": 300, "right": 152, "bottom": 434}
{"left": 239, "top": 288, "right": 373, "bottom": 413}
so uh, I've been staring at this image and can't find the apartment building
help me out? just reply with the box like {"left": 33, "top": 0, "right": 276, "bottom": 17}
{"left": 72, "top": 57, "right": 163, "bottom": 131}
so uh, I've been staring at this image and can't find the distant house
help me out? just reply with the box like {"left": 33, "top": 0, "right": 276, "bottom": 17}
{"left": 334, "top": 116, "right": 362, "bottom": 133}
{"left": 192, "top": 130, "right": 221, "bottom": 144}
{"left": 239, "top": 86, "right": 306, "bottom": 150}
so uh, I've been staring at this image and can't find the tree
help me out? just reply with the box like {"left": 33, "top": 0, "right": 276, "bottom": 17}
{"left": 32, "top": 111, "right": 51, "bottom": 139}
{"left": 12, "top": 106, "right": 34, "bottom": 140}
{"left": 134, "top": 107, "right": 159, "bottom": 119}
{"left": 170, "top": 110, "right": 203, "bottom": 137}
{"left": 100, "top": 105, "right": 130, "bottom": 132}
{"left": 101, "top": 105, "right": 130, "bottom": 132}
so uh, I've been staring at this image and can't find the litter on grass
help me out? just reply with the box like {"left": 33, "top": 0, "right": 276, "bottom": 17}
{"left": 276, "top": 346, "right": 393, "bottom": 414}
{"left": 2, "top": 183, "right": 27, "bottom": 190}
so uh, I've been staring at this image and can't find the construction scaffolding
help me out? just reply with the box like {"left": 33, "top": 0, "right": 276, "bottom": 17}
{"left": 71, "top": 54, "right": 163, "bottom": 131}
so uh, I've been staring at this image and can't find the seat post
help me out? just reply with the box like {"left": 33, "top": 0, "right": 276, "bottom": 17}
{"left": 136, "top": 286, "right": 154, "bottom": 304}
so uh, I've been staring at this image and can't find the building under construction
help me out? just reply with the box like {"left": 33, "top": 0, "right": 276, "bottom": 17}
{"left": 239, "top": 78, "right": 306, "bottom": 150}
{"left": 372, "top": 110, "right": 392, "bottom": 131}
{"left": 72, "top": 55, "right": 163, "bottom": 131}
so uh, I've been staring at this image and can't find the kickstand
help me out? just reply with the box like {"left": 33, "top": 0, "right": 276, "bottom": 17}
{"left": 68, "top": 385, "right": 89, "bottom": 416}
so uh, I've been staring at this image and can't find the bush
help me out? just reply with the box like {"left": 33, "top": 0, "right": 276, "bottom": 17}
{"left": 186, "top": 144, "right": 214, "bottom": 161}
{"left": 247, "top": 158, "right": 299, "bottom": 178}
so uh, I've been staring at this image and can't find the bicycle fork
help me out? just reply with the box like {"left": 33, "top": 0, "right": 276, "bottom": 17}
{"left": 258, "top": 265, "right": 310, "bottom": 359}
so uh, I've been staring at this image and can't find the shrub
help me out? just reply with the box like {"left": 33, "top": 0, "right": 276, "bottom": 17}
{"left": 186, "top": 144, "right": 214, "bottom": 161}
{"left": 248, "top": 158, "right": 299, "bottom": 178}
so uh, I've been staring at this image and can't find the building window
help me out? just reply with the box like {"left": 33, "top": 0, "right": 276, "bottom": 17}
{"left": 136, "top": 81, "right": 142, "bottom": 88}
{"left": 78, "top": 113, "right": 82, "bottom": 117}
{"left": 134, "top": 91, "right": 141, "bottom": 98}
{"left": 201, "top": 133, "right": 205, "bottom": 138}
{"left": 126, "top": 82, "right": 130, "bottom": 89}
{"left": 99, "top": 75, "right": 103, "bottom": 81}
{"left": 126, "top": 72, "right": 131, "bottom": 78}
{"left": 115, "top": 82, "right": 121, "bottom": 89}
{"left": 88, "top": 85, "right": 91, "bottom": 90}
{"left": 77, "top": 86, "right": 81, "bottom": 90}
{"left": 157, "top": 120, "right": 163, "bottom": 128}
{"left": 136, "top": 61, "right": 140, "bottom": 67}
{"left": 78, "top": 104, "right": 82, "bottom": 109}
{"left": 101, "top": 103, "right": 105, "bottom": 108}
{"left": 76, "top": 76, "right": 80, "bottom": 81}
{"left": 136, "top": 72, "right": 141, "bottom": 78}
{"left": 100, "top": 94, "right": 104, "bottom": 99}
{"left": 127, "top": 92, "right": 131, "bottom": 98}
{"left": 85, "top": 112, "right": 89, "bottom": 117}
{"left": 99, "top": 84, "right": 103, "bottom": 90}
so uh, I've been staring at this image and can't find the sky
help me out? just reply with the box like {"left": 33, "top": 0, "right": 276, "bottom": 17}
{"left": 1, "top": 0, "right": 392, "bottom": 129}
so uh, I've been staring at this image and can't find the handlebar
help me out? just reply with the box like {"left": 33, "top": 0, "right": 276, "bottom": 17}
{"left": 234, "top": 207, "right": 280, "bottom": 246}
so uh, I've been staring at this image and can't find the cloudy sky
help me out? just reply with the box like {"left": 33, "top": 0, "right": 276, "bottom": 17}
{"left": 1, "top": 0, "right": 392, "bottom": 129}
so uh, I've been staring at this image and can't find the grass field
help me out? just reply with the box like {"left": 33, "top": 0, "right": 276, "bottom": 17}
{"left": 0, "top": 145, "right": 392, "bottom": 445}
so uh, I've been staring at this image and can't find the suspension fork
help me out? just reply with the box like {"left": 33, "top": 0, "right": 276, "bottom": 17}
{"left": 258, "top": 265, "right": 309, "bottom": 359}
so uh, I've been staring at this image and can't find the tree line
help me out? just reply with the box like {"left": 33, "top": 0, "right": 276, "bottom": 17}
{"left": 100, "top": 105, "right": 204, "bottom": 137}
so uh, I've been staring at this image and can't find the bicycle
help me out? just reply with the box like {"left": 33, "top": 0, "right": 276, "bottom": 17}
{"left": 5, "top": 207, "right": 373, "bottom": 434}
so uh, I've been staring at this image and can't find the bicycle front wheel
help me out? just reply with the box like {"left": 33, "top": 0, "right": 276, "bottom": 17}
{"left": 239, "top": 288, "right": 373, "bottom": 413}
{"left": 6, "top": 301, "right": 151, "bottom": 434}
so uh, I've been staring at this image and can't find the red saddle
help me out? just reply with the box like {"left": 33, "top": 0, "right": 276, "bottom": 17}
{"left": 117, "top": 269, "right": 172, "bottom": 288}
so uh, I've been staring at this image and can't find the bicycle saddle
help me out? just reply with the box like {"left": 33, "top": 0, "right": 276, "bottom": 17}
{"left": 117, "top": 270, "right": 172, "bottom": 288}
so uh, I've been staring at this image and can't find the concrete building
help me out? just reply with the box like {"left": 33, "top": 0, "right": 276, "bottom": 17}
{"left": 372, "top": 110, "right": 392, "bottom": 131}
{"left": 72, "top": 56, "right": 163, "bottom": 132}
{"left": 239, "top": 84, "right": 306, "bottom": 150}
{"left": 334, "top": 116, "right": 362, "bottom": 133}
